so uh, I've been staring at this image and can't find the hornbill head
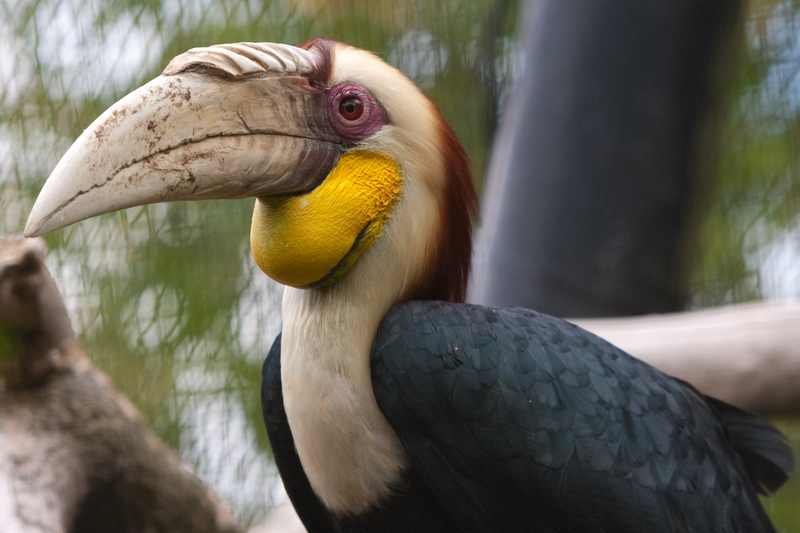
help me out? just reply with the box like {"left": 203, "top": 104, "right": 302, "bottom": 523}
{"left": 26, "top": 39, "right": 477, "bottom": 302}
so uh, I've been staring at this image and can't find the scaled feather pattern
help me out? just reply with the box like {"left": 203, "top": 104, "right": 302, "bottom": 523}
{"left": 371, "top": 301, "right": 790, "bottom": 532}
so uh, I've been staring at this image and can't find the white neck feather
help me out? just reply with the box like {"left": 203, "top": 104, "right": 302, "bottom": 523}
{"left": 280, "top": 176, "right": 439, "bottom": 516}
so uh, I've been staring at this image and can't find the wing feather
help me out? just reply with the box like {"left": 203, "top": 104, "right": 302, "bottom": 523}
{"left": 371, "top": 301, "right": 788, "bottom": 532}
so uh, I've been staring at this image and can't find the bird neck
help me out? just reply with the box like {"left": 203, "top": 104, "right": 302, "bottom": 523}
{"left": 278, "top": 115, "right": 477, "bottom": 515}
{"left": 279, "top": 287, "right": 405, "bottom": 515}
{"left": 279, "top": 175, "right": 441, "bottom": 515}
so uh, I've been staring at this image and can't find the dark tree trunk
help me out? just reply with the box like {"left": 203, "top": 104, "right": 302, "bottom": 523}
{"left": 469, "top": 0, "right": 745, "bottom": 317}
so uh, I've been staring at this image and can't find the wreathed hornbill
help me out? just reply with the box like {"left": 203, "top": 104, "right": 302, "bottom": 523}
{"left": 26, "top": 39, "right": 794, "bottom": 532}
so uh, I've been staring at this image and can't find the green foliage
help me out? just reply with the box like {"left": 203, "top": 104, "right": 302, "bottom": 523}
{"left": 761, "top": 419, "right": 800, "bottom": 532}
{"left": 0, "top": 325, "right": 18, "bottom": 372}
{"left": 692, "top": 0, "right": 800, "bottom": 306}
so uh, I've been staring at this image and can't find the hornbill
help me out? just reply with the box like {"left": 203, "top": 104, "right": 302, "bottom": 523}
{"left": 26, "top": 39, "right": 794, "bottom": 532}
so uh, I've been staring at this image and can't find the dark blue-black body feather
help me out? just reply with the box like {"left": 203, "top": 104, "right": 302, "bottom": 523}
{"left": 262, "top": 301, "right": 793, "bottom": 532}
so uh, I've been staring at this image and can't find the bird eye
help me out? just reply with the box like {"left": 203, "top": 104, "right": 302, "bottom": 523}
{"left": 339, "top": 97, "right": 363, "bottom": 121}
{"left": 328, "top": 84, "right": 385, "bottom": 142}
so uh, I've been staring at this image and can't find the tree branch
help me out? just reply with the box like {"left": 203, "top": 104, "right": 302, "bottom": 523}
{"left": 573, "top": 301, "right": 800, "bottom": 416}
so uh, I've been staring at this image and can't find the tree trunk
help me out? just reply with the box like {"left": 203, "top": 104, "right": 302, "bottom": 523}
{"left": 469, "top": 0, "right": 745, "bottom": 317}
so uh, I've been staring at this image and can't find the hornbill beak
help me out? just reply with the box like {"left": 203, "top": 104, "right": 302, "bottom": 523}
{"left": 25, "top": 43, "right": 340, "bottom": 237}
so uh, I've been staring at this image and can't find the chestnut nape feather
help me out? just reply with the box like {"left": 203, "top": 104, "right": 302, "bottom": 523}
{"left": 407, "top": 109, "right": 478, "bottom": 304}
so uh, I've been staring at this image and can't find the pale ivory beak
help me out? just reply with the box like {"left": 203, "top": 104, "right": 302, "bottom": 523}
{"left": 25, "top": 43, "right": 340, "bottom": 237}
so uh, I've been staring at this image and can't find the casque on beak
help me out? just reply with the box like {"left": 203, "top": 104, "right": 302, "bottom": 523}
{"left": 25, "top": 42, "right": 340, "bottom": 237}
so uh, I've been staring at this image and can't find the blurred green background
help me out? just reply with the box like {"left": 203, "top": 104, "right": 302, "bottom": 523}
{"left": 1, "top": 0, "right": 799, "bottom": 528}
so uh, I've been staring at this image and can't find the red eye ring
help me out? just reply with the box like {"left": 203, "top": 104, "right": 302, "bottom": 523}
{"left": 327, "top": 84, "right": 386, "bottom": 142}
